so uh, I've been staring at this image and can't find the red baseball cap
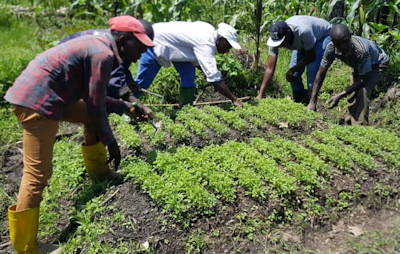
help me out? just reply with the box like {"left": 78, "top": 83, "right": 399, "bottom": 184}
{"left": 109, "top": 15, "right": 155, "bottom": 47}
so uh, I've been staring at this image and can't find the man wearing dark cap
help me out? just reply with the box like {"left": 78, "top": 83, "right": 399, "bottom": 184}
{"left": 256, "top": 16, "right": 331, "bottom": 103}
{"left": 4, "top": 15, "right": 154, "bottom": 253}
{"left": 135, "top": 21, "right": 243, "bottom": 107}
{"left": 307, "top": 24, "right": 389, "bottom": 125}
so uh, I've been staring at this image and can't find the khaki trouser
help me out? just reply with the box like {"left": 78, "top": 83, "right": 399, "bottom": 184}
{"left": 345, "top": 67, "right": 384, "bottom": 125}
{"left": 11, "top": 100, "right": 98, "bottom": 211}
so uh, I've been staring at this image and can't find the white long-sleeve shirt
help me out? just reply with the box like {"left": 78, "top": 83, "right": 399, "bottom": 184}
{"left": 152, "top": 21, "right": 222, "bottom": 83}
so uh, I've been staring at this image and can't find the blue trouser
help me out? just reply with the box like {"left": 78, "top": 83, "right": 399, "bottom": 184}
{"left": 289, "top": 35, "right": 331, "bottom": 102}
{"left": 135, "top": 49, "right": 196, "bottom": 94}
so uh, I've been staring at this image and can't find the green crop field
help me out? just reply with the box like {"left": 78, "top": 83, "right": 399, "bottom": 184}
{"left": 1, "top": 1, "right": 400, "bottom": 253}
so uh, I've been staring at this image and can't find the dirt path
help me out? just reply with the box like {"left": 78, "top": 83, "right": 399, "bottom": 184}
{"left": 305, "top": 206, "right": 400, "bottom": 253}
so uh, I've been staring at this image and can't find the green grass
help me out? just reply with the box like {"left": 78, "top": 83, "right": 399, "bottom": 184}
{"left": 0, "top": 8, "right": 399, "bottom": 253}
{"left": 39, "top": 139, "right": 86, "bottom": 237}
{"left": 0, "top": 11, "right": 41, "bottom": 103}
{"left": 371, "top": 92, "right": 400, "bottom": 135}
{"left": 0, "top": 0, "right": 33, "bottom": 6}
{"left": 62, "top": 195, "right": 149, "bottom": 254}
{"left": 0, "top": 107, "right": 22, "bottom": 145}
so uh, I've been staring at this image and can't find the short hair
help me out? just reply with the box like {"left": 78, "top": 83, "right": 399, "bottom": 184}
{"left": 331, "top": 24, "right": 351, "bottom": 40}
{"left": 110, "top": 30, "right": 135, "bottom": 39}
{"left": 139, "top": 19, "right": 154, "bottom": 40}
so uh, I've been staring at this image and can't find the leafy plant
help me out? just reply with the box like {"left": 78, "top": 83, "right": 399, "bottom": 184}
{"left": 203, "top": 105, "right": 248, "bottom": 132}
{"left": 138, "top": 120, "right": 166, "bottom": 147}
{"left": 327, "top": 126, "right": 400, "bottom": 168}
{"left": 157, "top": 112, "right": 191, "bottom": 142}
{"left": 186, "top": 229, "right": 208, "bottom": 254}
{"left": 109, "top": 114, "right": 142, "bottom": 149}
{"left": 180, "top": 106, "right": 229, "bottom": 137}
{"left": 328, "top": 0, "right": 400, "bottom": 52}
{"left": 176, "top": 106, "right": 210, "bottom": 139}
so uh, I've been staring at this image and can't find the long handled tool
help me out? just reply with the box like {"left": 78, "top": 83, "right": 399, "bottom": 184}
{"left": 139, "top": 88, "right": 165, "bottom": 104}
{"left": 131, "top": 102, "right": 162, "bottom": 132}
{"left": 127, "top": 82, "right": 165, "bottom": 104}
{"left": 194, "top": 83, "right": 213, "bottom": 104}
{"left": 148, "top": 118, "right": 162, "bottom": 132}
{"left": 194, "top": 78, "right": 229, "bottom": 104}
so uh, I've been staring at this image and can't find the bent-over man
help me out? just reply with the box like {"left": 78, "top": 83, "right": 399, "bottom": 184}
{"left": 256, "top": 16, "right": 331, "bottom": 103}
{"left": 307, "top": 24, "right": 389, "bottom": 125}
{"left": 4, "top": 16, "right": 154, "bottom": 253}
{"left": 135, "top": 21, "right": 243, "bottom": 107}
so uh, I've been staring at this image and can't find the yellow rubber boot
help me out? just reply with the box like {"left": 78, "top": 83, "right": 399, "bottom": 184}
{"left": 82, "top": 141, "right": 120, "bottom": 182}
{"left": 8, "top": 205, "right": 62, "bottom": 254}
{"left": 8, "top": 205, "right": 39, "bottom": 254}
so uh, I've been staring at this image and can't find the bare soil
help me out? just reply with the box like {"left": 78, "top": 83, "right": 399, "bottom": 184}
{"left": 1, "top": 92, "right": 400, "bottom": 253}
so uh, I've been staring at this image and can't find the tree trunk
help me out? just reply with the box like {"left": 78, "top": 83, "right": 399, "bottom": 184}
{"left": 379, "top": 3, "right": 390, "bottom": 32}
{"left": 113, "top": 0, "right": 119, "bottom": 16}
{"left": 254, "top": 0, "right": 262, "bottom": 69}
{"left": 327, "top": 0, "right": 345, "bottom": 21}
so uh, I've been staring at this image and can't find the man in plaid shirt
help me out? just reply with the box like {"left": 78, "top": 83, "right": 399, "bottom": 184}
{"left": 4, "top": 16, "right": 154, "bottom": 253}
{"left": 58, "top": 19, "right": 155, "bottom": 117}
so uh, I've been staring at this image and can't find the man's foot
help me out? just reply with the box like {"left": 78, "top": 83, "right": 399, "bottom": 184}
{"left": 306, "top": 102, "right": 316, "bottom": 111}
{"left": 232, "top": 100, "right": 243, "bottom": 107}
{"left": 106, "top": 171, "right": 126, "bottom": 185}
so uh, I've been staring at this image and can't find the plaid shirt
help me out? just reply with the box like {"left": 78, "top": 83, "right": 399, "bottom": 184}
{"left": 60, "top": 29, "right": 134, "bottom": 101}
{"left": 4, "top": 34, "right": 126, "bottom": 145}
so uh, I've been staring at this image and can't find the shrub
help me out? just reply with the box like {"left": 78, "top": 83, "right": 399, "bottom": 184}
{"left": 140, "top": 54, "right": 265, "bottom": 104}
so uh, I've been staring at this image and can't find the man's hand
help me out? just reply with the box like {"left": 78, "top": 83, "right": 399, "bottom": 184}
{"left": 126, "top": 102, "right": 149, "bottom": 121}
{"left": 327, "top": 94, "right": 342, "bottom": 109}
{"left": 107, "top": 140, "right": 121, "bottom": 171}
{"left": 286, "top": 69, "right": 294, "bottom": 82}
{"left": 135, "top": 103, "right": 149, "bottom": 120}
{"left": 307, "top": 102, "right": 317, "bottom": 111}
{"left": 255, "top": 94, "right": 263, "bottom": 100}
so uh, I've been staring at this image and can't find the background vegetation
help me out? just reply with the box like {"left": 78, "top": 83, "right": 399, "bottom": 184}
{"left": 0, "top": 0, "right": 399, "bottom": 253}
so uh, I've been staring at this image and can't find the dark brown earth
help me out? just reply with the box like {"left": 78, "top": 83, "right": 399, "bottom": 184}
{"left": 1, "top": 89, "right": 399, "bottom": 253}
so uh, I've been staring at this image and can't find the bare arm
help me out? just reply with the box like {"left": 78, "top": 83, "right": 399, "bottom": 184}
{"left": 345, "top": 74, "right": 365, "bottom": 95}
{"left": 292, "top": 47, "right": 316, "bottom": 72}
{"left": 307, "top": 65, "right": 328, "bottom": 110}
{"left": 256, "top": 54, "right": 277, "bottom": 99}
{"left": 213, "top": 80, "right": 242, "bottom": 107}
{"left": 327, "top": 74, "right": 365, "bottom": 109}
{"left": 286, "top": 47, "right": 316, "bottom": 82}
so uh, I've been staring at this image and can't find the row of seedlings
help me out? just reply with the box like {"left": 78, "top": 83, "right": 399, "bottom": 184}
{"left": 203, "top": 105, "right": 248, "bottom": 133}
{"left": 304, "top": 130, "right": 376, "bottom": 172}
{"left": 179, "top": 106, "right": 230, "bottom": 137}
{"left": 124, "top": 154, "right": 216, "bottom": 227}
{"left": 326, "top": 126, "right": 400, "bottom": 168}
{"left": 251, "top": 136, "right": 329, "bottom": 192}
{"left": 239, "top": 99, "right": 321, "bottom": 129}
{"left": 109, "top": 114, "right": 142, "bottom": 150}
{"left": 175, "top": 106, "right": 210, "bottom": 139}
{"left": 156, "top": 111, "right": 191, "bottom": 143}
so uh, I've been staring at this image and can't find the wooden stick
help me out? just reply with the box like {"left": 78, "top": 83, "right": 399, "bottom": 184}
{"left": 144, "top": 96, "right": 251, "bottom": 107}
{"left": 100, "top": 189, "right": 119, "bottom": 206}
{"left": 0, "top": 241, "right": 11, "bottom": 248}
